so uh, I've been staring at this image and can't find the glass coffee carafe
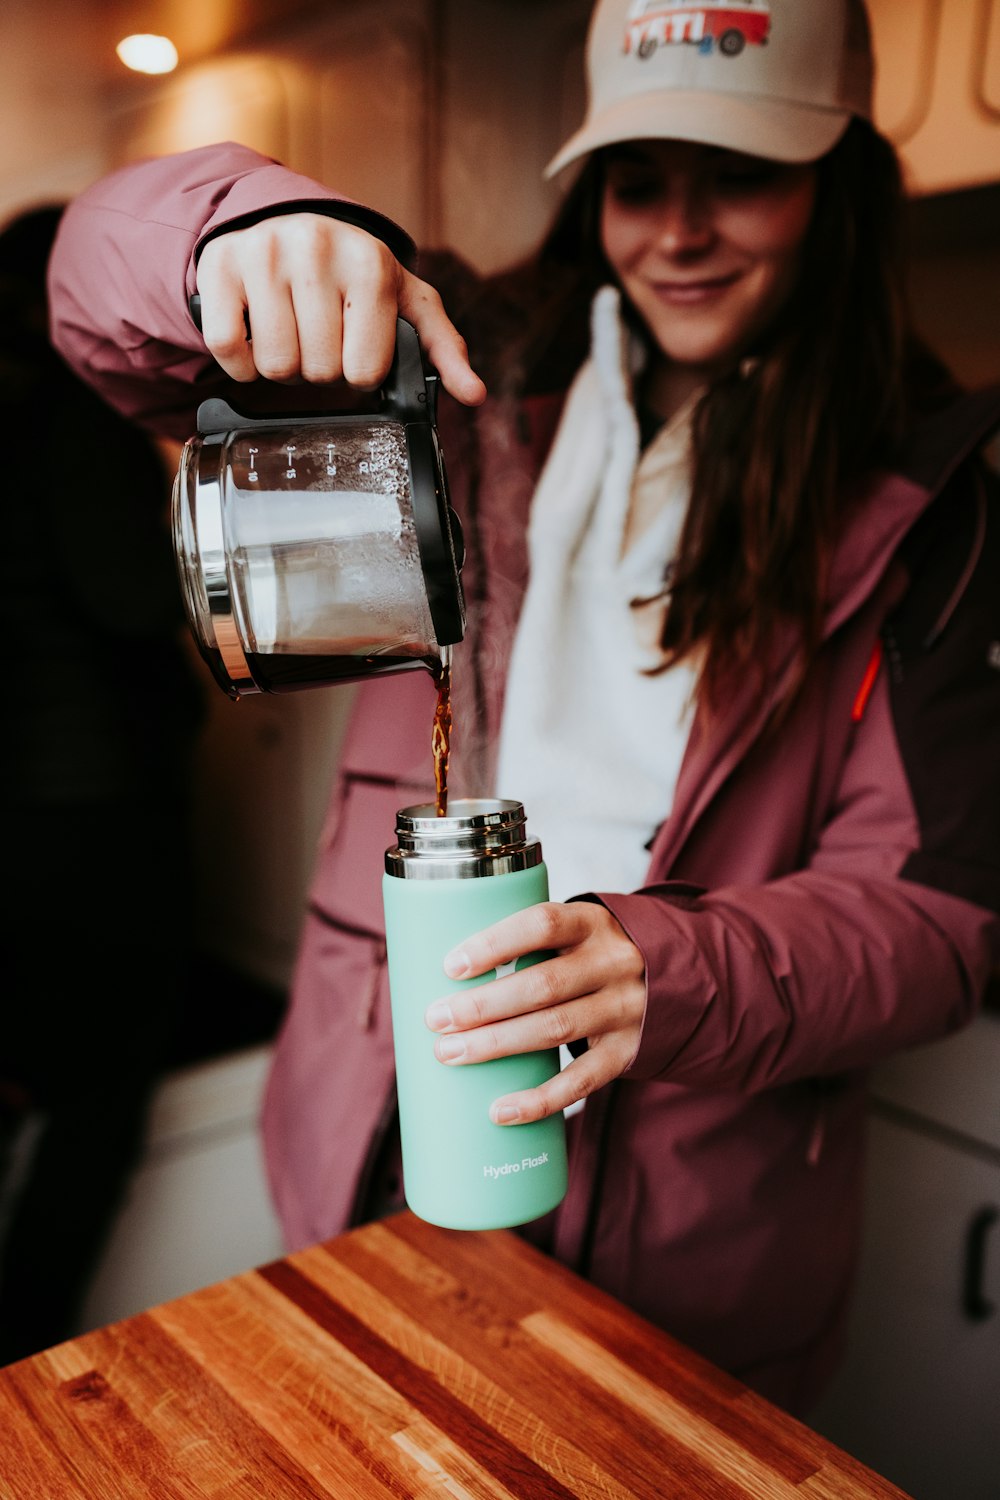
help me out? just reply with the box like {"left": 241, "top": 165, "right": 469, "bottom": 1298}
{"left": 172, "top": 318, "right": 465, "bottom": 699}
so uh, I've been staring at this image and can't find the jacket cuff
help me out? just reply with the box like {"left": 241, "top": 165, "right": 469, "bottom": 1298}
{"left": 194, "top": 197, "right": 416, "bottom": 273}
{"left": 570, "top": 884, "right": 709, "bottom": 1077}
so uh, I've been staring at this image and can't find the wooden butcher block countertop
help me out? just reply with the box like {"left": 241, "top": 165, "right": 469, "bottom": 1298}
{"left": 0, "top": 1211, "right": 910, "bottom": 1499}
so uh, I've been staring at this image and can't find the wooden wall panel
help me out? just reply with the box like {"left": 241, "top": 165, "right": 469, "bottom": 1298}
{"left": 870, "top": 0, "right": 1000, "bottom": 192}
{"left": 977, "top": 0, "right": 1000, "bottom": 116}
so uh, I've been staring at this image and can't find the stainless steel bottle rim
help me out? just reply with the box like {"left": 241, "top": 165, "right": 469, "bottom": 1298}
{"left": 385, "top": 798, "right": 543, "bottom": 879}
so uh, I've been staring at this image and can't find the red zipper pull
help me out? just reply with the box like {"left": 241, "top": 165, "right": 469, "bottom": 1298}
{"left": 851, "top": 638, "right": 883, "bottom": 724}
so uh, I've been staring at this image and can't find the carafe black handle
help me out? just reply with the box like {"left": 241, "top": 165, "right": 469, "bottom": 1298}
{"left": 188, "top": 294, "right": 435, "bottom": 427}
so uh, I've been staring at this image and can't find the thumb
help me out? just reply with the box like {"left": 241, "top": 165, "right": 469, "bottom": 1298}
{"left": 397, "top": 271, "right": 487, "bottom": 407}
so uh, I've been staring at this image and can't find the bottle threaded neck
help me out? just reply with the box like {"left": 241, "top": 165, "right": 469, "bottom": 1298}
{"left": 385, "top": 798, "right": 543, "bottom": 879}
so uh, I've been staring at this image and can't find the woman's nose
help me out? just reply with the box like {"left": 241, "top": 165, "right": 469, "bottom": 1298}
{"left": 653, "top": 184, "right": 714, "bottom": 255}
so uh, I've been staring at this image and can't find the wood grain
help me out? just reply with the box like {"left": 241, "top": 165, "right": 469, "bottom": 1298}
{"left": 0, "top": 1212, "right": 912, "bottom": 1499}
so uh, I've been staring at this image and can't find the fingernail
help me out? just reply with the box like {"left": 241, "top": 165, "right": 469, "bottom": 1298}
{"left": 437, "top": 1037, "right": 466, "bottom": 1062}
{"left": 443, "top": 949, "right": 470, "bottom": 979}
{"left": 425, "top": 1000, "right": 454, "bottom": 1031}
{"left": 492, "top": 1104, "right": 520, "bottom": 1124}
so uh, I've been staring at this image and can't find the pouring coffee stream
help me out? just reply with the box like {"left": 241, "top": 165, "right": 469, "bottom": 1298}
{"left": 432, "top": 645, "right": 453, "bottom": 817}
{"left": 172, "top": 314, "right": 465, "bottom": 806}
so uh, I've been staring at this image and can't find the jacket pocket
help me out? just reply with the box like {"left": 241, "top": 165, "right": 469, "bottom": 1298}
{"left": 309, "top": 772, "right": 429, "bottom": 939}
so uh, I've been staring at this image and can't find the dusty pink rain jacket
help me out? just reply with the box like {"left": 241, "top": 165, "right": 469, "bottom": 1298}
{"left": 49, "top": 144, "right": 1000, "bottom": 1410}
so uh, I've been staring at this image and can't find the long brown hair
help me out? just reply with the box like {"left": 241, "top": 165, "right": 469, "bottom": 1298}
{"left": 487, "top": 121, "right": 952, "bottom": 709}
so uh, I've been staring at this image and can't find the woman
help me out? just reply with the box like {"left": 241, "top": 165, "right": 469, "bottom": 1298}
{"left": 48, "top": 0, "right": 1000, "bottom": 1411}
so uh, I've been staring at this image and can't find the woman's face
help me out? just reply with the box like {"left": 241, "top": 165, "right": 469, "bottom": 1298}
{"left": 600, "top": 140, "right": 818, "bottom": 382}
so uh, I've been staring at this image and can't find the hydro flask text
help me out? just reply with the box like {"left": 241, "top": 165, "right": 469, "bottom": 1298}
{"left": 484, "top": 1152, "right": 550, "bottom": 1180}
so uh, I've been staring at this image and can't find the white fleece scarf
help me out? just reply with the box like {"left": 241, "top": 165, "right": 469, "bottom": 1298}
{"left": 494, "top": 286, "right": 699, "bottom": 905}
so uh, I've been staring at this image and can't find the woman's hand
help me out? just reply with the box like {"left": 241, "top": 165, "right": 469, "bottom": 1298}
{"left": 424, "top": 902, "right": 647, "bottom": 1124}
{"left": 195, "top": 213, "right": 487, "bottom": 405}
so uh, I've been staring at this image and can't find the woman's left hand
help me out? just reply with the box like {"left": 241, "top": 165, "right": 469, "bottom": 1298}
{"left": 424, "top": 902, "right": 646, "bottom": 1124}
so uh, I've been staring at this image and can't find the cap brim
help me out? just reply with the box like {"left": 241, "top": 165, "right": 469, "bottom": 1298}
{"left": 545, "top": 90, "right": 851, "bottom": 177}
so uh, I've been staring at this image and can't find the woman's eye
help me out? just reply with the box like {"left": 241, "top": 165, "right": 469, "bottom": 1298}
{"left": 714, "top": 161, "right": 782, "bottom": 192}
{"left": 607, "top": 174, "right": 662, "bottom": 205}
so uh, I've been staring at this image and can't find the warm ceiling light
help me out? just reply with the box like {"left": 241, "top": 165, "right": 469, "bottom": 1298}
{"left": 116, "top": 34, "right": 179, "bottom": 75}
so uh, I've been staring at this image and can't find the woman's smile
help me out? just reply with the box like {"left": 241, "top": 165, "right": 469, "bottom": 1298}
{"left": 646, "top": 272, "right": 742, "bottom": 305}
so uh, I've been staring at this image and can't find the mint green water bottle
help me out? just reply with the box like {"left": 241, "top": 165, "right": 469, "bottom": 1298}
{"left": 382, "top": 798, "right": 568, "bottom": 1230}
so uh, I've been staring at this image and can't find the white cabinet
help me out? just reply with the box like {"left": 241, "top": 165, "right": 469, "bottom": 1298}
{"left": 78, "top": 1046, "right": 286, "bottom": 1333}
{"left": 810, "top": 1011, "right": 1000, "bottom": 1500}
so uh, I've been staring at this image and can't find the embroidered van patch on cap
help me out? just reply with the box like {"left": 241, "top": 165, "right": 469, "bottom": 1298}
{"left": 623, "top": 0, "right": 772, "bottom": 60}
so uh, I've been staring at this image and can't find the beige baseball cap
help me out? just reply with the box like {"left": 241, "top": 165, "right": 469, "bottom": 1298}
{"left": 546, "top": 0, "right": 875, "bottom": 176}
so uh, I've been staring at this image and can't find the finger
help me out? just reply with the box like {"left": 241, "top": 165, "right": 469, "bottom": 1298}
{"left": 432, "top": 992, "right": 597, "bottom": 1065}
{"left": 442, "top": 902, "right": 596, "bottom": 982}
{"left": 340, "top": 285, "right": 401, "bottom": 391}
{"left": 289, "top": 277, "right": 344, "bottom": 384}
{"left": 237, "top": 279, "right": 303, "bottom": 383}
{"left": 397, "top": 273, "right": 487, "bottom": 406}
{"left": 331, "top": 222, "right": 406, "bottom": 389}
{"left": 490, "top": 1048, "right": 624, "bottom": 1126}
{"left": 195, "top": 267, "right": 258, "bottom": 383}
{"left": 427, "top": 946, "right": 618, "bottom": 1036}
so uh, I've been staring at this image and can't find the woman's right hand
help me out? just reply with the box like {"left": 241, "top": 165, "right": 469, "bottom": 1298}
{"left": 195, "top": 212, "right": 487, "bottom": 406}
